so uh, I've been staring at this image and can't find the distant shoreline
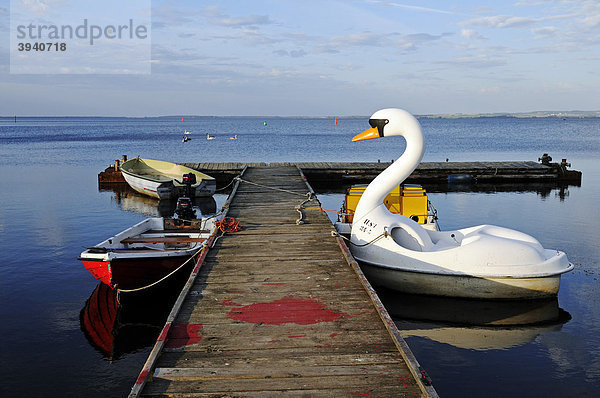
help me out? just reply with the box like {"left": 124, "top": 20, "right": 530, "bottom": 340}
{"left": 2, "top": 111, "right": 599, "bottom": 119}
{"left": 418, "top": 111, "right": 600, "bottom": 119}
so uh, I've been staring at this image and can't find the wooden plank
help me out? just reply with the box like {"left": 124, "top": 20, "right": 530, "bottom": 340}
{"left": 143, "top": 374, "right": 421, "bottom": 396}
{"left": 154, "top": 363, "right": 409, "bottom": 380}
{"left": 132, "top": 165, "right": 436, "bottom": 398}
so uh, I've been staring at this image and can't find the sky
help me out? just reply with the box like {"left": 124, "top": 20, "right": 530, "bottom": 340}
{"left": 1, "top": 0, "right": 599, "bottom": 116}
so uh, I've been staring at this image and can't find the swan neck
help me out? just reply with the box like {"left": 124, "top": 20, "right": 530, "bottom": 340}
{"left": 354, "top": 135, "right": 424, "bottom": 221}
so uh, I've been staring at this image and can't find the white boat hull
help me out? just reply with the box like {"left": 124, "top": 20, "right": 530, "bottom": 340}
{"left": 120, "top": 158, "right": 216, "bottom": 199}
{"left": 122, "top": 172, "right": 215, "bottom": 199}
{"left": 348, "top": 109, "right": 573, "bottom": 300}
{"left": 350, "top": 204, "right": 573, "bottom": 300}
{"left": 359, "top": 261, "right": 564, "bottom": 299}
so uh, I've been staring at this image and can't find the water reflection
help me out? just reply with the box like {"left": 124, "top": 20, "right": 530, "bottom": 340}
{"left": 378, "top": 290, "right": 571, "bottom": 351}
{"left": 99, "top": 183, "right": 217, "bottom": 217}
{"left": 425, "top": 181, "right": 576, "bottom": 199}
{"left": 80, "top": 277, "right": 187, "bottom": 361}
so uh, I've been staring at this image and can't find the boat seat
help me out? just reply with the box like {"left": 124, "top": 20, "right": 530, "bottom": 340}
{"left": 121, "top": 236, "right": 206, "bottom": 244}
{"left": 390, "top": 217, "right": 434, "bottom": 252}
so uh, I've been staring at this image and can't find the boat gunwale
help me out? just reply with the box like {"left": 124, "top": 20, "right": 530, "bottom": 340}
{"left": 120, "top": 158, "right": 215, "bottom": 184}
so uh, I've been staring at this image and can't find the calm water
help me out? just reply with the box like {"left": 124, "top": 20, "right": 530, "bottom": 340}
{"left": 1, "top": 116, "right": 599, "bottom": 397}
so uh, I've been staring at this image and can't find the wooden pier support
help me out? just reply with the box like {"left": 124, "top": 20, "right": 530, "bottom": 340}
{"left": 130, "top": 166, "right": 437, "bottom": 397}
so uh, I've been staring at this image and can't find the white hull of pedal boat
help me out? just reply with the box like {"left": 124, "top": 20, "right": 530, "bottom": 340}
{"left": 359, "top": 257, "right": 566, "bottom": 300}
{"left": 349, "top": 108, "right": 573, "bottom": 300}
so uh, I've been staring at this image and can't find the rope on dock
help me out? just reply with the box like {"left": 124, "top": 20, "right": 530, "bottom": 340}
{"left": 295, "top": 193, "right": 316, "bottom": 225}
{"left": 234, "top": 176, "right": 310, "bottom": 197}
{"left": 215, "top": 216, "right": 242, "bottom": 233}
{"left": 233, "top": 176, "right": 319, "bottom": 225}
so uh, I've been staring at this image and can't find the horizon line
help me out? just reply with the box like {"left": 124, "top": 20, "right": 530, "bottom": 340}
{"left": 2, "top": 110, "right": 600, "bottom": 119}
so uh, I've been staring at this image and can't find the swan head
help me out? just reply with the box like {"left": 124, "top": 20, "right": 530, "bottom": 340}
{"left": 353, "top": 108, "right": 423, "bottom": 142}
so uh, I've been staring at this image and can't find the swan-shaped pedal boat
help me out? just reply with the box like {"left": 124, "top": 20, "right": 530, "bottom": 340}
{"left": 350, "top": 108, "right": 573, "bottom": 299}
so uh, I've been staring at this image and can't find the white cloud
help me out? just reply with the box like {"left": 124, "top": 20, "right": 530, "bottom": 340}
{"left": 316, "top": 32, "right": 392, "bottom": 54}
{"left": 460, "top": 15, "right": 539, "bottom": 29}
{"left": 461, "top": 29, "right": 478, "bottom": 39}
{"left": 315, "top": 31, "right": 446, "bottom": 54}
{"left": 259, "top": 68, "right": 299, "bottom": 78}
{"left": 579, "top": 5, "right": 600, "bottom": 28}
{"left": 367, "top": 0, "right": 463, "bottom": 16}
{"left": 532, "top": 26, "right": 558, "bottom": 38}
{"left": 19, "top": 0, "right": 51, "bottom": 16}
{"left": 273, "top": 49, "right": 307, "bottom": 58}
{"left": 202, "top": 5, "right": 272, "bottom": 28}
{"left": 437, "top": 55, "right": 506, "bottom": 69}
{"left": 16, "top": 0, "right": 69, "bottom": 17}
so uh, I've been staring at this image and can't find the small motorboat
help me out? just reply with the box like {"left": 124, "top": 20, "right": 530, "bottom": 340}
{"left": 120, "top": 157, "right": 216, "bottom": 199}
{"left": 349, "top": 108, "right": 573, "bottom": 299}
{"left": 79, "top": 216, "right": 215, "bottom": 290}
{"left": 206, "top": 133, "right": 215, "bottom": 140}
{"left": 182, "top": 130, "right": 191, "bottom": 142}
{"left": 335, "top": 183, "right": 438, "bottom": 235}
{"left": 230, "top": 134, "right": 238, "bottom": 140}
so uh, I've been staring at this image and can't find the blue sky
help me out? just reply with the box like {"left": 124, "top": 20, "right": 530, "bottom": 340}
{"left": 1, "top": 0, "right": 599, "bottom": 116}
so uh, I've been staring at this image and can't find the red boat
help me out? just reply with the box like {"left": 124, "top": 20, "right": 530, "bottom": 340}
{"left": 79, "top": 217, "right": 214, "bottom": 290}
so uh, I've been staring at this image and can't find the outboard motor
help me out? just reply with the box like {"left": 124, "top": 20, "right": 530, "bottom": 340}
{"left": 175, "top": 197, "right": 196, "bottom": 220}
{"left": 182, "top": 173, "right": 196, "bottom": 197}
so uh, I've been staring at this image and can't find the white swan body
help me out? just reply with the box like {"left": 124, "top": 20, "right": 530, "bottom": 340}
{"left": 350, "top": 108, "right": 573, "bottom": 299}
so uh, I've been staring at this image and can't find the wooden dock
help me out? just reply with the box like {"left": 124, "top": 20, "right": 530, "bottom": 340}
{"left": 99, "top": 158, "right": 581, "bottom": 188}
{"left": 130, "top": 165, "right": 437, "bottom": 397}
{"left": 181, "top": 160, "right": 581, "bottom": 187}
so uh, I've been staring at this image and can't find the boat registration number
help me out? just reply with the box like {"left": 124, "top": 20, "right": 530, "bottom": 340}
{"left": 359, "top": 218, "right": 377, "bottom": 235}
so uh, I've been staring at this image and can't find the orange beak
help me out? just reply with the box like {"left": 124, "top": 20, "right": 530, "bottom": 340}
{"left": 352, "top": 127, "right": 380, "bottom": 142}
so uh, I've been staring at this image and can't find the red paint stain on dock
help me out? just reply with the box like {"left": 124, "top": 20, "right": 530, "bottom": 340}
{"left": 222, "top": 299, "right": 238, "bottom": 306}
{"left": 157, "top": 324, "right": 171, "bottom": 342}
{"left": 165, "top": 323, "right": 203, "bottom": 348}
{"left": 330, "top": 332, "right": 338, "bottom": 339}
{"left": 225, "top": 296, "right": 348, "bottom": 325}
{"left": 135, "top": 369, "right": 150, "bottom": 385}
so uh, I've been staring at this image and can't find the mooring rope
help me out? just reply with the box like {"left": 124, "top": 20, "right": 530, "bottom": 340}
{"left": 116, "top": 215, "right": 244, "bottom": 294}
{"left": 116, "top": 242, "right": 207, "bottom": 295}
{"left": 330, "top": 230, "right": 388, "bottom": 247}
{"left": 214, "top": 177, "right": 238, "bottom": 192}
{"left": 233, "top": 176, "right": 319, "bottom": 225}
{"left": 234, "top": 176, "right": 311, "bottom": 197}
